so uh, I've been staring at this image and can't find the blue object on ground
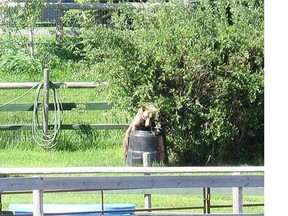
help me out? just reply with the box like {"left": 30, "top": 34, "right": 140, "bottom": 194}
{"left": 9, "top": 203, "right": 136, "bottom": 215}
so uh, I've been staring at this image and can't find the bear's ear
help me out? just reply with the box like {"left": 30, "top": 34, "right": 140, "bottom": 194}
{"left": 142, "top": 104, "right": 152, "bottom": 111}
{"left": 141, "top": 103, "right": 159, "bottom": 115}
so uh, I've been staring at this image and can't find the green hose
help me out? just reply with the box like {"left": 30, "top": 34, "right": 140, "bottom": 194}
{"left": 32, "top": 81, "right": 63, "bottom": 149}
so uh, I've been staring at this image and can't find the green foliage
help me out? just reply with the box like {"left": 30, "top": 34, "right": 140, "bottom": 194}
{"left": 0, "top": 36, "right": 59, "bottom": 77}
{"left": 0, "top": 45, "right": 41, "bottom": 76}
{"left": 0, "top": 0, "right": 45, "bottom": 31}
{"left": 0, "top": 0, "right": 264, "bottom": 165}
{"left": 0, "top": 0, "right": 59, "bottom": 75}
{"left": 71, "top": 0, "right": 264, "bottom": 165}
{"left": 0, "top": 0, "right": 46, "bottom": 58}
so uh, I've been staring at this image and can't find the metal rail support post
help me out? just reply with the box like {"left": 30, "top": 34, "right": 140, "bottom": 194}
{"left": 143, "top": 152, "right": 152, "bottom": 211}
{"left": 33, "top": 189, "right": 44, "bottom": 216}
{"left": 233, "top": 172, "right": 243, "bottom": 213}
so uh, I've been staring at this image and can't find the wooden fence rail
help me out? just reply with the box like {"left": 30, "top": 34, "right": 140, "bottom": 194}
{"left": 0, "top": 100, "right": 128, "bottom": 131}
{"left": 0, "top": 102, "right": 112, "bottom": 112}
{"left": 0, "top": 166, "right": 265, "bottom": 175}
{"left": 0, "top": 82, "right": 109, "bottom": 89}
{"left": 0, "top": 166, "right": 264, "bottom": 216}
{"left": 0, "top": 101, "right": 128, "bottom": 131}
{"left": 1, "top": 2, "right": 169, "bottom": 10}
{"left": 0, "top": 1, "right": 196, "bottom": 40}
{"left": 0, "top": 175, "right": 264, "bottom": 192}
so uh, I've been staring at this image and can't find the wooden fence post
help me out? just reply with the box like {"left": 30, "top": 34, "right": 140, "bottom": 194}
{"left": 143, "top": 152, "right": 152, "bottom": 211}
{"left": 43, "top": 68, "right": 49, "bottom": 139}
{"left": 56, "top": 0, "right": 63, "bottom": 45}
{"left": 33, "top": 189, "right": 43, "bottom": 216}
{"left": 28, "top": 25, "right": 34, "bottom": 57}
{"left": 233, "top": 172, "right": 243, "bottom": 213}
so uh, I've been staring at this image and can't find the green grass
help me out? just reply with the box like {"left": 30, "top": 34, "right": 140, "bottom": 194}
{"left": 0, "top": 148, "right": 124, "bottom": 167}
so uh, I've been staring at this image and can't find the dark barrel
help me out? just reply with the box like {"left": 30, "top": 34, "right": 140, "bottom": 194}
{"left": 126, "top": 129, "right": 159, "bottom": 166}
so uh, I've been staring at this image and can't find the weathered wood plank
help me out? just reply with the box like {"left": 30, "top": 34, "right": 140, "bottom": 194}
{"left": 49, "top": 2, "right": 120, "bottom": 10}
{"left": 0, "top": 82, "right": 108, "bottom": 89}
{"left": 0, "top": 124, "right": 128, "bottom": 131}
{"left": 60, "top": 102, "right": 113, "bottom": 111}
{"left": 0, "top": 175, "right": 264, "bottom": 192}
{"left": 61, "top": 124, "right": 129, "bottom": 130}
{"left": 1, "top": 2, "right": 162, "bottom": 10}
{"left": 0, "top": 166, "right": 265, "bottom": 175}
{"left": 43, "top": 68, "right": 50, "bottom": 138}
{"left": 0, "top": 82, "right": 39, "bottom": 89}
{"left": 0, "top": 124, "right": 31, "bottom": 131}
{"left": 0, "top": 29, "right": 81, "bottom": 36}
{"left": 0, "top": 103, "right": 34, "bottom": 111}
{"left": 0, "top": 102, "right": 113, "bottom": 112}
{"left": 0, "top": 177, "right": 43, "bottom": 192}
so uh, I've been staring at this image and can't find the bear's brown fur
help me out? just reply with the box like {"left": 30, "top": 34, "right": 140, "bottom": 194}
{"left": 123, "top": 104, "right": 159, "bottom": 160}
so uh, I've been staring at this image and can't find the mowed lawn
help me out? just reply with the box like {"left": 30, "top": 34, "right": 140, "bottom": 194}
{"left": 0, "top": 148, "right": 264, "bottom": 214}
{"left": 0, "top": 148, "right": 124, "bottom": 167}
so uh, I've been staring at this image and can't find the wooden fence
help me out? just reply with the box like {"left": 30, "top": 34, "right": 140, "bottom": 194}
{"left": 0, "top": 1, "right": 196, "bottom": 38}
{"left": 0, "top": 69, "right": 129, "bottom": 133}
{"left": 0, "top": 68, "right": 129, "bottom": 149}
{"left": 0, "top": 166, "right": 264, "bottom": 216}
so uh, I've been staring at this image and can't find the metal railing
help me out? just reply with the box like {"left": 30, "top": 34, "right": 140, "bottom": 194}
{"left": 0, "top": 166, "right": 264, "bottom": 216}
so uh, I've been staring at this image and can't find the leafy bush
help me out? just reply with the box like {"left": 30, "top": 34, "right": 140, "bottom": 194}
{"left": 70, "top": 0, "right": 264, "bottom": 165}
{"left": 0, "top": 36, "right": 61, "bottom": 78}
{"left": 0, "top": 0, "right": 263, "bottom": 165}
{"left": 0, "top": 0, "right": 59, "bottom": 76}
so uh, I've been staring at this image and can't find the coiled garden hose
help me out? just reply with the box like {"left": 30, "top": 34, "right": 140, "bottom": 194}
{"left": 32, "top": 81, "right": 63, "bottom": 148}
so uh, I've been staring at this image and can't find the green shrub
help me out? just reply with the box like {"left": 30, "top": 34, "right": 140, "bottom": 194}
{"left": 74, "top": 0, "right": 264, "bottom": 165}
{"left": 0, "top": 36, "right": 60, "bottom": 78}
{"left": 1, "top": 0, "right": 263, "bottom": 165}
